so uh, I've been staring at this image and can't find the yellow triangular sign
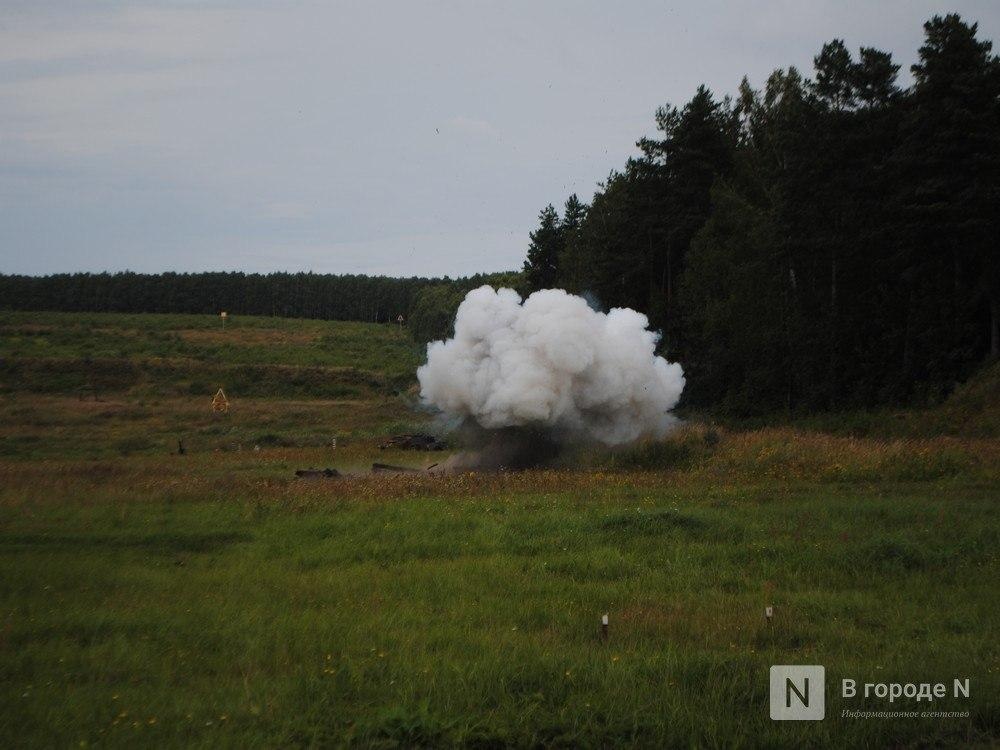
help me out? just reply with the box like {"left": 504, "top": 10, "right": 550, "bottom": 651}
{"left": 212, "top": 388, "right": 229, "bottom": 413}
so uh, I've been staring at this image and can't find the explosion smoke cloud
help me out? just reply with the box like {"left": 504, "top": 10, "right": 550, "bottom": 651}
{"left": 417, "top": 286, "right": 685, "bottom": 445}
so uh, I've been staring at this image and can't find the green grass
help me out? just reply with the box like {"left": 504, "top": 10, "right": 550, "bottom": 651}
{"left": 0, "top": 311, "right": 424, "bottom": 394}
{"left": 703, "top": 361, "right": 1000, "bottom": 440}
{"left": 0, "top": 311, "right": 997, "bottom": 747}
{"left": 0, "top": 393, "right": 435, "bottom": 461}
{"left": 0, "top": 473, "right": 996, "bottom": 748}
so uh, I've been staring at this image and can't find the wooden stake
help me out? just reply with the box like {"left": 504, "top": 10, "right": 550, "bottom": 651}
{"left": 601, "top": 613, "right": 609, "bottom": 641}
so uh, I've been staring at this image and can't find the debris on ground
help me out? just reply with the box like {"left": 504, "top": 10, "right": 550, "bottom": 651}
{"left": 294, "top": 468, "right": 341, "bottom": 479}
{"left": 378, "top": 433, "right": 446, "bottom": 451}
{"left": 371, "top": 463, "right": 421, "bottom": 473}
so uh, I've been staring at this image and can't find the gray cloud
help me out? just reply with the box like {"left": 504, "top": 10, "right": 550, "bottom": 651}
{"left": 1, "top": 1, "right": 997, "bottom": 277}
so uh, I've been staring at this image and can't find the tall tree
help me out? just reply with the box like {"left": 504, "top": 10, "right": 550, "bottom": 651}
{"left": 895, "top": 14, "right": 1000, "bottom": 387}
{"left": 636, "top": 86, "right": 736, "bottom": 345}
{"left": 557, "top": 194, "right": 590, "bottom": 294}
{"left": 522, "top": 204, "right": 563, "bottom": 292}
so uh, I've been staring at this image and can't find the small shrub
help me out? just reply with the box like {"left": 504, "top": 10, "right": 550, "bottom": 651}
{"left": 187, "top": 380, "right": 210, "bottom": 395}
{"left": 359, "top": 705, "right": 454, "bottom": 748}
{"left": 256, "top": 433, "right": 295, "bottom": 448}
{"left": 113, "top": 436, "right": 156, "bottom": 456}
{"left": 855, "top": 538, "right": 930, "bottom": 572}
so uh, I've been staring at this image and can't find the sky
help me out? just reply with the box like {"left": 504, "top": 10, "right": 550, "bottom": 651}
{"left": 2, "top": 1, "right": 998, "bottom": 279}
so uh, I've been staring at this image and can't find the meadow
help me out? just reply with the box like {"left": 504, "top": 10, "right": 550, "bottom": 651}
{"left": 0, "top": 312, "right": 997, "bottom": 747}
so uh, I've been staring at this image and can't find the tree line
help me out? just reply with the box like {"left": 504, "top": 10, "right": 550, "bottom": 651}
{"left": 0, "top": 271, "right": 438, "bottom": 324}
{"left": 0, "top": 270, "right": 524, "bottom": 343}
{"left": 522, "top": 14, "right": 999, "bottom": 414}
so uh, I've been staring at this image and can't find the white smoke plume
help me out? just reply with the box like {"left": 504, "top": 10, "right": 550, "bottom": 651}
{"left": 417, "top": 286, "right": 685, "bottom": 445}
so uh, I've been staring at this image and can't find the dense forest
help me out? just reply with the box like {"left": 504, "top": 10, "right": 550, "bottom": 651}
{"left": 2, "top": 15, "right": 996, "bottom": 416}
{"left": 0, "top": 271, "right": 432, "bottom": 323}
{"left": 0, "top": 269, "right": 519, "bottom": 343}
{"left": 523, "top": 14, "right": 999, "bottom": 414}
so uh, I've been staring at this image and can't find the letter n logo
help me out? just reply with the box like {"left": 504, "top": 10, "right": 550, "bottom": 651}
{"left": 770, "top": 665, "right": 825, "bottom": 720}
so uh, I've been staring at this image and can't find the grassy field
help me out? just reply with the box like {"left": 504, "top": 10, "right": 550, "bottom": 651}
{"left": 0, "top": 311, "right": 424, "bottom": 400}
{"left": 1, "top": 312, "right": 998, "bottom": 747}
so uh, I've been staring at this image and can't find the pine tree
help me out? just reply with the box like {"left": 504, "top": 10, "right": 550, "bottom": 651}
{"left": 895, "top": 14, "right": 1000, "bottom": 386}
{"left": 635, "top": 86, "right": 736, "bottom": 347}
{"left": 556, "top": 194, "right": 589, "bottom": 293}
{"left": 522, "top": 204, "right": 563, "bottom": 292}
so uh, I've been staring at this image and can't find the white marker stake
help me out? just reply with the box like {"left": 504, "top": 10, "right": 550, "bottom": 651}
{"left": 601, "top": 614, "right": 609, "bottom": 641}
{"left": 765, "top": 606, "right": 774, "bottom": 622}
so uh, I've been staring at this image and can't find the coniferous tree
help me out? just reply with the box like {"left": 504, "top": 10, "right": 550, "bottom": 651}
{"left": 635, "top": 86, "right": 736, "bottom": 346}
{"left": 896, "top": 14, "right": 1000, "bottom": 378}
{"left": 522, "top": 204, "right": 563, "bottom": 292}
{"left": 557, "top": 194, "right": 589, "bottom": 294}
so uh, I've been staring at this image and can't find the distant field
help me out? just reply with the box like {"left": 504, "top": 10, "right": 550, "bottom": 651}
{"left": 0, "top": 395, "right": 430, "bottom": 462}
{"left": 0, "top": 311, "right": 424, "bottom": 400}
{"left": 0, "top": 312, "right": 997, "bottom": 747}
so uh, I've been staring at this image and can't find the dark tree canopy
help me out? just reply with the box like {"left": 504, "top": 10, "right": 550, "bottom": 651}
{"left": 522, "top": 14, "right": 998, "bottom": 414}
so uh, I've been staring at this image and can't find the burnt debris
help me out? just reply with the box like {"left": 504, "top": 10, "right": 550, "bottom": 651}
{"left": 294, "top": 468, "right": 341, "bottom": 479}
{"left": 378, "top": 433, "right": 446, "bottom": 451}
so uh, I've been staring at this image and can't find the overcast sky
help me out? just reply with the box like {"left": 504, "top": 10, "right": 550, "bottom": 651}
{"left": 2, "top": 1, "right": 998, "bottom": 278}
